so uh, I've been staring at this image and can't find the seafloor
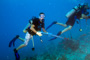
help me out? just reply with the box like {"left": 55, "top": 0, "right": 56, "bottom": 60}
{"left": 22, "top": 32, "right": 90, "bottom": 60}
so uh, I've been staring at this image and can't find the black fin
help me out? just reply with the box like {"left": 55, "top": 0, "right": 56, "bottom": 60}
{"left": 9, "top": 35, "right": 19, "bottom": 47}
{"left": 46, "top": 21, "right": 57, "bottom": 30}
{"left": 14, "top": 48, "right": 20, "bottom": 60}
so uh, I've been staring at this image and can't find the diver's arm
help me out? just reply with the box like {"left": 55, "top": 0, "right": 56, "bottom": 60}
{"left": 30, "top": 24, "right": 42, "bottom": 36}
{"left": 56, "top": 22, "right": 67, "bottom": 27}
{"left": 81, "top": 14, "right": 89, "bottom": 19}
{"left": 42, "top": 28, "right": 47, "bottom": 32}
{"left": 81, "top": 14, "right": 90, "bottom": 24}
{"left": 23, "top": 23, "right": 30, "bottom": 33}
{"left": 18, "top": 37, "right": 24, "bottom": 42}
{"left": 30, "top": 24, "right": 37, "bottom": 33}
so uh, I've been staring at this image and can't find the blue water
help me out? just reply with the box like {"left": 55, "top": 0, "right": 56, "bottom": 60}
{"left": 0, "top": 0, "right": 90, "bottom": 60}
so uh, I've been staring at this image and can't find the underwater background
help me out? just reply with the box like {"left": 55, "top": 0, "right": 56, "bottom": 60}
{"left": 0, "top": 0, "right": 90, "bottom": 60}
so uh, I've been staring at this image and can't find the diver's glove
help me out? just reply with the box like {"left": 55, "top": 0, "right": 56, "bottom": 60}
{"left": 36, "top": 32, "right": 42, "bottom": 36}
{"left": 23, "top": 30, "right": 27, "bottom": 33}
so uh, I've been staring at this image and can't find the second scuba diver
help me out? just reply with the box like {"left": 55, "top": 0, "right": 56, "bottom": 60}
{"left": 47, "top": 3, "right": 90, "bottom": 41}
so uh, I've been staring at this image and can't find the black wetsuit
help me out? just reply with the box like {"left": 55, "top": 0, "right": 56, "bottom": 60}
{"left": 66, "top": 8, "right": 88, "bottom": 26}
{"left": 26, "top": 18, "right": 45, "bottom": 35}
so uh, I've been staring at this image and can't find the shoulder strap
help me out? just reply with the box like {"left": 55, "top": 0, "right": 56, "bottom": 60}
{"left": 29, "top": 16, "right": 37, "bottom": 24}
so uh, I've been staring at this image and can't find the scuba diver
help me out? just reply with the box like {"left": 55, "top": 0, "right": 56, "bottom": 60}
{"left": 9, "top": 12, "right": 47, "bottom": 60}
{"left": 47, "top": 3, "right": 90, "bottom": 41}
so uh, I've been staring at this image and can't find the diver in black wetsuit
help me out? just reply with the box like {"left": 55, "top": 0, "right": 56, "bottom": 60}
{"left": 9, "top": 12, "right": 47, "bottom": 60}
{"left": 47, "top": 3, "right": 90, "bottom": 41}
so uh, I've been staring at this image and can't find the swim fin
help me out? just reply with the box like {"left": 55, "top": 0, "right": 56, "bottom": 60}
{"left": 48, "top": 31, "right": 61, "bottom": 41}
{"left": 9, "top": 35, "right": 19, "bottom": 47}
{"left": 46, "top": 21, "right": 57, "bottom": 30}
{"left": 14, "top": 48, "right": 20, "bottom": 60}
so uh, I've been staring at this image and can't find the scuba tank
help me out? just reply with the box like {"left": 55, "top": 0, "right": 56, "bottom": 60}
{"left": 66, "top": 6, "right": 79, "bottom": 18}
{"left": 23, "top": 17, "right": 36, "bottom": 33}
{"left": 65, "top": 3, "right": 88, "bottom": 18}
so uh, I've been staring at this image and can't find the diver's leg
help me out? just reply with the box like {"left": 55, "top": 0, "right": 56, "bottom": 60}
{"left": 31, "top": 36, "right": 35, "bottom": 51}
{"left": 56, "top": 22, "right": 67, "bottom": 27}
{"left": 18, "top": 37, "right": 24, "bottom": 42}
{"left": 49, "top": 26, "right": 71, "bottom": 41}
{"left": 16, "top": 32, "right": 33, "bottom": 51}
{"left": 13, "top": 32, "right": 32, "bottom": 60}
{"left": 56, "top": 25, "right": 72, "bottom": 36}
{"left": 61, "top": 25, "right": 72, "bottom": 34}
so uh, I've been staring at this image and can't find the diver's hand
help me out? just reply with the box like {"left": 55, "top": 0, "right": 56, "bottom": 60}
{"left": 36, "top": 32, "right": 42, "bottom": 36}
{"left": 23, "top": 30, "right": 27, "bottom": 33}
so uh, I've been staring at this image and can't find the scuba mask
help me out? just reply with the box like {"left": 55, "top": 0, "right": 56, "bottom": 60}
{"left": 40, "top": 14, "right": 45, "bottom": 18}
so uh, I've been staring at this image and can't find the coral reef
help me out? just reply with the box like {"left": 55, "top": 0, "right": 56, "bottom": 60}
{"left": 85, "top": 54, "right": 90, "bottom": 60}
{"left": 60, "top": 39, "right": 80, "bottom": 52}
